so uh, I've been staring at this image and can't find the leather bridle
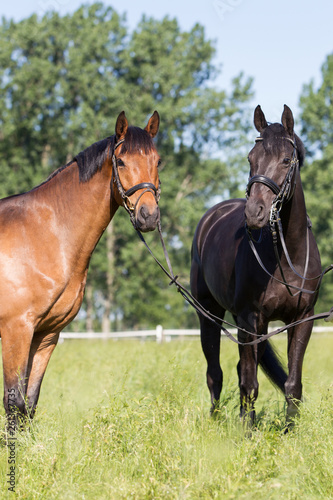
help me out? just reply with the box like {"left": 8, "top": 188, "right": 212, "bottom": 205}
{"left": 109, "top": 135, "right": 333, "bottom": 346}
{"left": 111, "top": 138, "right": 161, "bottom": 227}
{"left": 245, "top": 136, "right": 329, "bottom": 296}
{"left": 246, "top": 136, "right": 298, "bottom": 209}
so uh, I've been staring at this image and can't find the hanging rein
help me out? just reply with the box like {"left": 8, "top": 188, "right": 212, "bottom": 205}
{"left": 111, "top": 139, "right": 333, "bottom": 346}
{"left": 245, "top": 136, "right": 333, "bottom": 296}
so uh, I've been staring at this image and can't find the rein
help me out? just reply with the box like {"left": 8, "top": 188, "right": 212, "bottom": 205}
{"left": 245, "top": 136, "right": 333, "bottom": 296}
{"left": 246, "top": 136, "right": 298, "bottom": 203}
{"left": 114, "top": 137, "right": 333, "bottom": 346}
{"left": 135, "top": 222, "right": 333, "bottom": 346}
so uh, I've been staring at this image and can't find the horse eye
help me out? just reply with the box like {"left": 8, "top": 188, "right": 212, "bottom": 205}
{"left": 157, "top": 159, "right": 162, "bottom": 168}
{"left": 117, "top": 158, "right": 125, "bottom": 167}
{"left": 283, "top": 157, "right": 290, "bottom": 165}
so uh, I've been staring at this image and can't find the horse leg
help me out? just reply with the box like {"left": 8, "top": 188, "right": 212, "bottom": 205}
{"left": 191, "top": 259, "right": 224, "bottom": 413}
{"left": 200, "top": 313, "right": 225, "bottom": 414}
{"left": 237, "top": 326, "right": 265, "bottom": 426}
{"left": 26, "top": 331, "right": 60, "bottom": 418}
{"left": 285, "top": 318, "right": 313, "bottom": 424}
{"left": 1, "top": 321, "right": 34, "bottom": 425}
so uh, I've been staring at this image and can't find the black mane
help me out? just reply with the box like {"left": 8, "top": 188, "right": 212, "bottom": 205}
{"left": 74, "top": 136, "right": 114, "bottom": 182}
{"left": 47, "top": 126, "right": 156, "bottom": 185}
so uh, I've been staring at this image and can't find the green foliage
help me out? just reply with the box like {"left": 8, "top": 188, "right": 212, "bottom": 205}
{"left": 0, "top": 3, "right": 254, "bottom": 330}
{"left": 0, "top": 4, "right": 127, "bottom": 196}
{"left": 299, "top": 53, "right": 333, "bottom": 311}
{"left": 1, "top": 335, "right": 333, "bottom": 498}
{"left": 86, "top": 15, "right": 254, "bottom": 330}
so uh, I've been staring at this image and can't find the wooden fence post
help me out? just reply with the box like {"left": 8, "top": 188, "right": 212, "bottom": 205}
{"left": 156, "top": 325, "right": 164, "bottom": 343}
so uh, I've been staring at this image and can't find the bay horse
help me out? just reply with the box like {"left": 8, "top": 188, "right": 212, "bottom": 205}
{"left": 0, "top": 110, "right": 160, "bottom": 422}
{"left": 190, "top": 105, "right": 321, "bottom": 425}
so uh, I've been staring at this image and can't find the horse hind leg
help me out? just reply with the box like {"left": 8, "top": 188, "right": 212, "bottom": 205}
{"left": 200, "top": 311, "right": 225, "bottom": 415}
{"left": 190, "top": 258, "right": 225, "bottom": 414}
{"left": 190, "top": 253, "right": 226, "bottom": 414}
{"left": 26, "top": 331, "right": 60, "bottom": 418}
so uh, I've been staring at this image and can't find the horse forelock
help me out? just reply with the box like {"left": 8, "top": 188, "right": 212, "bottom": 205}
{"left": 260, "top": 123, "right": 305, "bottom": 167}
{"left": 119, "top": 126, "right": 156, "bottom": 155}
{"left": 74, "top": 127, "right": 156, "bottom": 183}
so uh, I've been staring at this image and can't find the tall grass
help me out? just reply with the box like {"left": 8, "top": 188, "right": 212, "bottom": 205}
{"left": 0, "top": 334, "right": 332, "bottom": 499}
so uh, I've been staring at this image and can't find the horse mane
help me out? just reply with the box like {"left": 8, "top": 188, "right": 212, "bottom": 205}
{"left": 261, "top": 123, "right": 305, "bottom": 167}
{"left": 46, "top": 125, "right": 156, "bottom": 185}
{"left": 73, "top": 136, "right": 115, "bottom": 182}
{"left": 44, "top": 136, "right": 114, "bottom": 185}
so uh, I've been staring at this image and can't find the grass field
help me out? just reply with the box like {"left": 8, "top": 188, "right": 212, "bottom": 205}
{"left": 0, "top": 334, "right": 333, "bottom": 499}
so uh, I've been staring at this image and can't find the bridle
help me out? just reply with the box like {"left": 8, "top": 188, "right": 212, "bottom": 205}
{"left": 245, "top": 136, "right": 329, "bottom": 296}
{"left": 113, "top": 134, "right": 333, "bottom": 346}
{"left": 111, "top": 138, "right": 161, "bottom": 227}
{"left": 246, "top": 135, "right": 299, "bottom": 212}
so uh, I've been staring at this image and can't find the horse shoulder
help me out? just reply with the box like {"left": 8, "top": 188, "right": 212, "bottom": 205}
{"left": 194, "top": 199, "right": 246, "bottom": 255}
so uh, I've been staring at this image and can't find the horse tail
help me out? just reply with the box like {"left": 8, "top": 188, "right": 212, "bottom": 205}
{"left": 259, "top": 340, "right": 288, "bottom": 393}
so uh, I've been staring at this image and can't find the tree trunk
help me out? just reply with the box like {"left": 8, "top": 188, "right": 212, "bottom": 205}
{"left": 102, "top": 221, "right": 115, "bottom": 333}
{"left": 85, "top": 282, "right": 94, "bottom": 332}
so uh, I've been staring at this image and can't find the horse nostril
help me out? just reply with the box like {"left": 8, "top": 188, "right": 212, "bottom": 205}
{"left": 140, "top": 205, "right": 149, "bottom": 220}
{"left": 257, "top": 205, "right": 264, "bottom": 221}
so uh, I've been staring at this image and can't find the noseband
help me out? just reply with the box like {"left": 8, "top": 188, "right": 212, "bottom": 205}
{"left": 246, "top": 136, "right": 299, "bottom": 214}
{"left": 245, "top": 136, "right": 321, "bottom": 296}
{"left": 111, "top": 138, "right": 161, "bottom": 226}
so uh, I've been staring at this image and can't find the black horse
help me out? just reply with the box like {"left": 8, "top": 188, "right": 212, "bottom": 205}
{"left": 190, "top": 105, "right": 321, "bottom": 425}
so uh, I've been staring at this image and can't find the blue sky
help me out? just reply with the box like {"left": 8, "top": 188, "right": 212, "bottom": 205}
{"left": 1, "top": 0, "right": 333, "bottom": 126}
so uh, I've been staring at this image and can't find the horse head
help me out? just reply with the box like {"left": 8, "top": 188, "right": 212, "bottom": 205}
{"left": 245, "top": 105, "right": 305, "bottom": 230}
{"left": 112, "top": 111, "right": 161, "bottom": 232}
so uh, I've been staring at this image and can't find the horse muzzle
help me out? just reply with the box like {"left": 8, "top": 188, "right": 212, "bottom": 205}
{"left": 135, "top": 204, "right": 160, "bottom": 232}
{"left": 244, "top": 197, "right": 269, "bottom": 230}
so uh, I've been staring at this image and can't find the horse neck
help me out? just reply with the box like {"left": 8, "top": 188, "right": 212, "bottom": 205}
{"left": 35, "top": 160, "right": 119, "bottom": 260}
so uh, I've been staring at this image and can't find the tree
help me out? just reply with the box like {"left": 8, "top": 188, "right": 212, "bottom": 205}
{"left": 0, "top": 4, "right": 254, "bottom": 330}
{"left": 299, "top": 52, "right": 333, "bottom": 312}
{"left": 87, "top": 15, "right": 254, "bottom": 330}
{"left": 0, "top": 4, "right": 126, "bottom": 196}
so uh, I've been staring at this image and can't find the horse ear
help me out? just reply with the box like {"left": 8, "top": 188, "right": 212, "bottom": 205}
{"left": 281, "top": 104, "right": 294, "bottom": 136}
{"left": 254, "top": 105, "right": 268, "bottom": 133}
{"left": 145, "top": 111, "right": 160, "bottom": 138}
{"left": 115, "top": 111, "right": 128, "bottom": 140}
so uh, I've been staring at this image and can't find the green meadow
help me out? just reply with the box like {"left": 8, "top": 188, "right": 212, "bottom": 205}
{"left": 0, "top": 334, "right": 333, "bottom": 499}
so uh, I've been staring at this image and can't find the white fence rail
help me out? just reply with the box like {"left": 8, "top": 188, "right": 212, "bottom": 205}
{"left": 59, "top": 325, "right": 333, "bottom": 343}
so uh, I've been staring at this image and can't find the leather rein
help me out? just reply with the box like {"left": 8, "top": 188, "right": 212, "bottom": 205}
{"left": 245, "top": 136, "right": 333, "bottom": 296}
{"left": 113, "top": 137, "right": 333, "bottom": 346}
